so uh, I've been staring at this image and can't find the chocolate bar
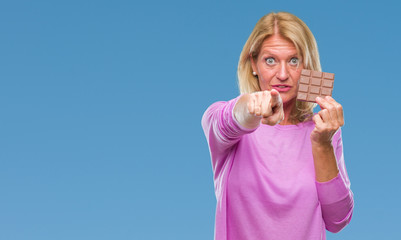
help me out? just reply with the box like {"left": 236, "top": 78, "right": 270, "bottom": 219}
{"left": 297, "top": 69, "right": 335, "bottom": 102}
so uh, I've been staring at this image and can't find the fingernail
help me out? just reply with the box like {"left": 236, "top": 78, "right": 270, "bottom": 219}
{"left": 316, "top": 97, "right": 321, "bottom": 101}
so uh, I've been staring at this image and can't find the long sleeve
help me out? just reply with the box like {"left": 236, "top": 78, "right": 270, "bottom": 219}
{"left": 202, "top": 97, "right": 259, "bottom": 240}
{"left": 201, "top": 96, "right": 257, "bottom": 188}
{"left": 315, "top": 128, "right": 354, "bottom": 233}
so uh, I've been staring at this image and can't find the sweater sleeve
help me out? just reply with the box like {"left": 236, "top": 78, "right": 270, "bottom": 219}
{"left": 315, "top": 128, "right": 354, "bottom": 233}
{"left": 201, "top": 96, "right": 257, "bottom": 179}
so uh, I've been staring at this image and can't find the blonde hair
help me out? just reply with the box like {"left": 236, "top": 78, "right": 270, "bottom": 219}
{"left": 237, "top": 12, "right": 321, "bottom": 123}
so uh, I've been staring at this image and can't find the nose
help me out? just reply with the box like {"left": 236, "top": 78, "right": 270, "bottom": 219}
{"left": 276, "top": 63, "right": 289, "bottom": 81}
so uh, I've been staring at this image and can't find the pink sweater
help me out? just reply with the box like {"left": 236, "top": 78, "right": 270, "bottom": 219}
{"left": 201, "top": 96, "right": 354, "bottom": 240}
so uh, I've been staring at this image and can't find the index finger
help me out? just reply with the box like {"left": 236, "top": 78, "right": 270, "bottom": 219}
{"left": 270, "top": 89, "right": 282, "bottom": 107}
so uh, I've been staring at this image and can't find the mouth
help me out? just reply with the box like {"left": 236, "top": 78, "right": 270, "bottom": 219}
{"left": 272, "top": 85, "right": 292, "bottom": 92}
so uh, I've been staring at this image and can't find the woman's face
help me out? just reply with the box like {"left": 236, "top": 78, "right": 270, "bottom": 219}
{"left": 251, "top": 34, "right": 303, "bottom": 105}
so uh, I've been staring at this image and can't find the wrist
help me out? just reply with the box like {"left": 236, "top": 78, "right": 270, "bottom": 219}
{"left": 311, "top": 141, "right": 333, "bottom": 151}
{"left": 311, "top": 142, "right": 338, "bottom": 182}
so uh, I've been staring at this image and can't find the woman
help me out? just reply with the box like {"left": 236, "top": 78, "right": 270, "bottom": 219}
{"left": 201, "top": 12, "right": 354, "bottom": 240}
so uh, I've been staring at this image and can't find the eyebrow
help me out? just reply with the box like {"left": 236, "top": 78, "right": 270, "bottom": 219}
{"left": 259, "top": 51, "right": 302, "bottom": 62}
{"left": 260, "top": 50, "right": 299, "bottom": 58}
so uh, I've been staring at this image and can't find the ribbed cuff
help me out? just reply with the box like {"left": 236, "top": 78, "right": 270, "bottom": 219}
{"left": 229, "top": 95, "right": 258, "bottom": 133}
{"left": 315, "top": 173, "right": 350, "bottom": 205}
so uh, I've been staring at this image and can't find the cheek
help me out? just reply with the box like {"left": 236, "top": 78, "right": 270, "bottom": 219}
{"left": 259, "top": 68, "right": 276, "bottom": 81}
{"left": 257, "top": 76, "right": 273, "bottom": 91}
{"left": 290, "top": 70, "right": 302, "bottom": 84}
{"left": 291, "top": 66, "right": 303, "bottom": 78}
{"left": 258, "top": 72, "right": 274, "bottom": 87}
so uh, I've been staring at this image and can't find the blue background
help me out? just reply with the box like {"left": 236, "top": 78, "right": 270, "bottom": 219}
{"left": 1, "top": 0, "right": 400, "bottom": 239}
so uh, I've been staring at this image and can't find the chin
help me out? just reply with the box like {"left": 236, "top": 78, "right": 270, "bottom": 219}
{"left": 281, "top": 96, "right": 297, "bottom": 105}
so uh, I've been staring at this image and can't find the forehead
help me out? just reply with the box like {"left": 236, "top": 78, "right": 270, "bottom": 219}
{"left": 259, "top": 34, "right": 297, "bottom": 54}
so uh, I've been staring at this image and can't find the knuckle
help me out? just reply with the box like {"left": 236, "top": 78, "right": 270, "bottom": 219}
{"left": 262, "top": 112, "right": 270, "bottom": 118}
{"left": 254, "top": 92, "right": 259, "bottom": 99}
{"left": 330, "top": 122, "right": 339, "bottom": 130}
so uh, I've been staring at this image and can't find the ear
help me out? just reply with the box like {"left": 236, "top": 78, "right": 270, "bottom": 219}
{"left": 250, "top": 54, "right": 257, "bottom": 74}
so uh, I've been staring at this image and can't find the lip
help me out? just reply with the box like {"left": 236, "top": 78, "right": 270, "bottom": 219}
{"left": 271, "top": 85, "right": 292, "bottom": 92}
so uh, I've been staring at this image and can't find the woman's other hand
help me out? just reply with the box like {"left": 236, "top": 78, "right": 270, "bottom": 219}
{"left": 311, "top": 96, "right": 344, "bottom": 146}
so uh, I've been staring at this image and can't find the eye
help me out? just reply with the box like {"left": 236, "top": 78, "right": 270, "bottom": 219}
{"left": 265, "top": 57, "right": 275, "bottom": 65}
{"left": 289, "top": 57, "right": 299, "bottom": 66}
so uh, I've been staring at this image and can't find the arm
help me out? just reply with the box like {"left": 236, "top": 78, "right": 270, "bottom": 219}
{"left": 201, "top": 90, "right": 283, "bottom": 177}
{"left": 311, "top": 96, "right": 354, "bottom": 233}
{"left": 315, "top": 130, "right": 354, "bottom": 233}
{"left": 201, "top": 95, "right": 257, "bottom": 178}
